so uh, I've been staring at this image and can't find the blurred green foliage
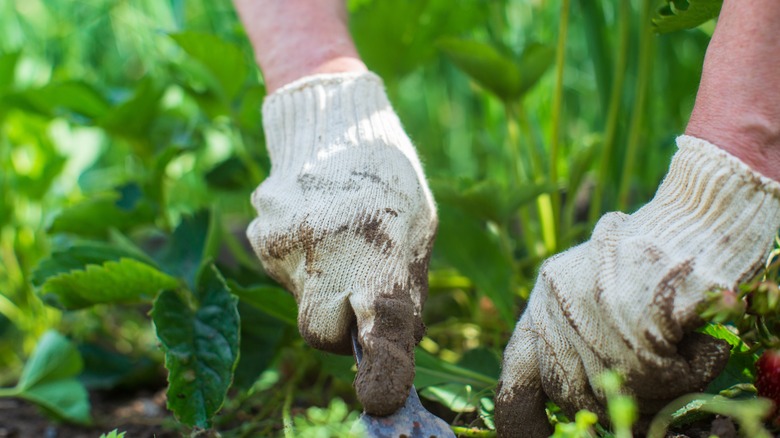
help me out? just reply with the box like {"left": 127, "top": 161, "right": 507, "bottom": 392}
{"left": 0, "top": 0, "right": 725, "bottom": 435}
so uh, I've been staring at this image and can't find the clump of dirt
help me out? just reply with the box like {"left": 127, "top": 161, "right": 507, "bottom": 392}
{"left": 0, "top": 390, "right": 177, "bottom": 438}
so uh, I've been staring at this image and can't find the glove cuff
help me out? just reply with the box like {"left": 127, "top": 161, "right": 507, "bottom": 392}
{"left": 631, "top": 135, "right": 780, "bottom": 284}
{"left": 261, "top": 71, "right": 418, "bottom": 175}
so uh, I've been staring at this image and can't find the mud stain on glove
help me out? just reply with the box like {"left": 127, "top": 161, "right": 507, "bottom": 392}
{"left": 353, "top": 210, "right": 394, "bottom": 254}
{"left": 354, "top": 285, "right": 417, "bottom": 416}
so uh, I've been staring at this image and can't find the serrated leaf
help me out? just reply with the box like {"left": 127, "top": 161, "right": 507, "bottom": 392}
{"left": 40, "top": 258, "right": 179, "bottom": 309}
{"left": 228, "top": 280, "right": 297, "bottom": 326}
{"left": 151, "top": 264, "right": 240, "bottom": 429}
{"left": 31, "top": 241, "right": 149, "bottom": 288}
{"left": 5, "top": 331, "right": 91, "bottom": 425}
{"left": 653, "top": 0, "right": 723, "bottom": 34}
{"left": 170, "top": 32, "right": 247, "bottom": 102}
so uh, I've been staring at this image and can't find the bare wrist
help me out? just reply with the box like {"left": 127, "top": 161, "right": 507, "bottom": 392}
{"left": 234, "top": 0, "right": 367, "bottom": 93}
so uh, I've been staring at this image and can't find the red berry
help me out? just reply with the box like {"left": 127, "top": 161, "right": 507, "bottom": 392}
{"left": 756, "top": 349, "right": 780, "bottom": 424}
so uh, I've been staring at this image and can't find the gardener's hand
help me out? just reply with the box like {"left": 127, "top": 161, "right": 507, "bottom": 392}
{"left": 495, "top": 136, "right": 780, "bottom": 437}
{"left": 246, "top": 72, "right": 437, "bottom": 416}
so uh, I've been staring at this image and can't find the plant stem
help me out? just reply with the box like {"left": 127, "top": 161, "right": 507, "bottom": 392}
{"left": 549, "top": 0, "right": 571, "bottom": 249}
{"left": 450, "top": 426, "right": 497, "bottom": 437}
{"left": 589, "top": 0, "right": 630, "bottom": 225}
{"left": 282, "top": 382, "right": 294, "bottom": 438}
{"left": 504, "top": 104, "right": 539, "bottom": 259}
{"left": 617, "top": 0, "right": 655, "bottom": 211}
{"left": 0, "top": 387, "right": 18, "bottom": 397}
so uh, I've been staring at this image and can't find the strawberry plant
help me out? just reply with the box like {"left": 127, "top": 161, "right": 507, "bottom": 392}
{"left": 0, "top": 0, "right": 777, "bottom": 437}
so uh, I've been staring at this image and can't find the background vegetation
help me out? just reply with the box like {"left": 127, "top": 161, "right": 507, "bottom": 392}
{"left": 4, "top": 0, "right": 774, "bottom": 437}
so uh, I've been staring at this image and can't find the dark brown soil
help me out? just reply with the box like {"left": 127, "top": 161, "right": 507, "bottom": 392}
{"left": 0, "top": 390, "right": 178, "bottom": 438}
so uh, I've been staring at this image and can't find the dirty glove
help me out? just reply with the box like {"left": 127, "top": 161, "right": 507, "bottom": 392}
{"left": 496, "top": 135, "right": 780, "bottom": 437}
{"left": 247, "top": 72, "right": 437, "bottom": 416}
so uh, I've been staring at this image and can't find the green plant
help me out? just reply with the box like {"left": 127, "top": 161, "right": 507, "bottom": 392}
{"left": 99, "top": 429, "right": 127, "bottom": 438}
{"left": 0, "top": 331, "right": 90, "bottom": 424}
{"left": 2, "top": 0, "right": 776, "bottom": 436}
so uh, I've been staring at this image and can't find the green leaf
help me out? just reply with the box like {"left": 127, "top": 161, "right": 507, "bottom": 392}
{"left": 414, "top": 348, "right": 496, "bottom": 390}
{"left": 205, "top": 156, "right": 254, "bottom": 191}
{"left": 5, "top": 331, "right": 91, "bottom": 425}
{"left": 17, "top": 332, "right": 83, "bottom": 389}
{"left": 434, "top": 203, "right": 515, "bottom": 324}
{"left": 432, "top": 178, "right": 555, "bottom": 225}
{"left": 152, "top": 264, "right": 240, "bottom": 429}
{"left": 78, "top": 343, "right": 158, "bottom": 390}
{"left": 438, "top": 39, "right": 554, "bottom": 101}
{"left": 653, "top": 0, "right": 723, "bottom": 34}
{"left": 20, "top": 380, "right": 91, "bottom": 425}
{"left": 515, "top": 43, "right": 557, "bottom": 97}
{"left": 420, "top": 383, "right": 478, "bottom": 412}
{"left": 99, "top": 78, "right": 164, "bottom": 143}
{"left": 99, "top": 430, "right": 126, "bottom": 438}
{"left": 40, "top": 258, "right": 179, "bottom": 309}
{"left": 155, "top": 211, "right": 214, "bottom": 289}
{"left": 351, "top": 0, "right": 487, "bottom": 81}
{"left": 20, "top": 81, "right": 110, "bottom": 121}
{"left": 701, "top": 323, "right": 758, "bottom": 392}
{"left": 0, "top": 51, "right": 21, "bottom": 94}
{"left": 438, "top": 38, "right": 522, "bottom": 101}
{"left": 48, "top": 184, "right": 156, "bottom": 237}
{"left": 228, "top": 280, "right": 297, "bottom": 326}
{"left": 170, "top": 32, "right": 248, "bottom": 102}
{"left": 31, "top": 241, "right": 146, "bottom": 288}
{"left": 232, "top": 303, "right": 287, "bottom": 389}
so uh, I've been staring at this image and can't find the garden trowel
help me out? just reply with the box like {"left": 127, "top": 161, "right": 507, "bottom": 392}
{"left": 351, "top": 328, "right": 455, "bottom": 438}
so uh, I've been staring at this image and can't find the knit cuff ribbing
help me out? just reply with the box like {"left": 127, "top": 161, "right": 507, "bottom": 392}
{"left": 261, "top": 71, "right": 410, "bottom": 174}
{"left": 631, "top": 135, "right": 780, "bottom": 272}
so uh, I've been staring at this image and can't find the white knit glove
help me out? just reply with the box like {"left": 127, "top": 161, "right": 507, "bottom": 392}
{"left": 247, "top": 72, "right": 437, "bottom": 416}
{"left": 495, "top": 136, "right": 780, "bottom": 437}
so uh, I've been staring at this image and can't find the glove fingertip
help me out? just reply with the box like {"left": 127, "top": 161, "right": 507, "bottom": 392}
{"left": 495, "top": 379, "right": 552, "bottom": 438}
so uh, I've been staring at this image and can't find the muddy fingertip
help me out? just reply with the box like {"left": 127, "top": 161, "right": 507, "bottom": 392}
{"left": 354, "top": 341, "right": 415, "bottom": 416}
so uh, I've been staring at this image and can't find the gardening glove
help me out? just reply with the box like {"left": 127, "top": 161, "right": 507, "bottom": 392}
{"left": 247, "top": 72, "right": 438, "bottom": 416}
{"left": 496, "top": 135, "right": 780, "bottom": 437}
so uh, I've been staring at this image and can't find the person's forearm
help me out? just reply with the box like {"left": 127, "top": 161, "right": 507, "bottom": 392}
{"left": 686, "top": 0, "right": 780, "bottom": 181}
{"left": 233, "top": 0, "right": 367, "bottom": 93}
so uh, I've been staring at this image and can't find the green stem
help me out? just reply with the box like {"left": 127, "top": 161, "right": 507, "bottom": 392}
{"left": 0, "top": 387, "right": 18, "bottom": 397}
{"left": 504, "top": 104, "right": 539, "bottom": 259}
{"left": 589, "top": 0, "right": 630, "bottom": 225}
{"left": 450, "top": 426, "right": 497, "bottom": 437}
{"left": 450, "top": 426, "right": 496, "bottom": 438}
{"left": 617, "top": 0, "right": 655, "bottom": 211}
{"left": 504, "top": 103, "right": 527, "bottom": 185}
{"left": 549, "top": 0, "right": 571, "bottom": 249}
{"left": 282, "top": 382, "right": 294, "bottom": 438}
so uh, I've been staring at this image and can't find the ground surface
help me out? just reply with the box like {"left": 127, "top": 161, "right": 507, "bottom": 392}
{"left": 0, "top": 390, "right": 177, "bottom": 438}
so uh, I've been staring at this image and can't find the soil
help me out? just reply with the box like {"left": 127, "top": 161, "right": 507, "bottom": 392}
{"left": 0, "top": 390, "right": 178, "bottom": 438}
